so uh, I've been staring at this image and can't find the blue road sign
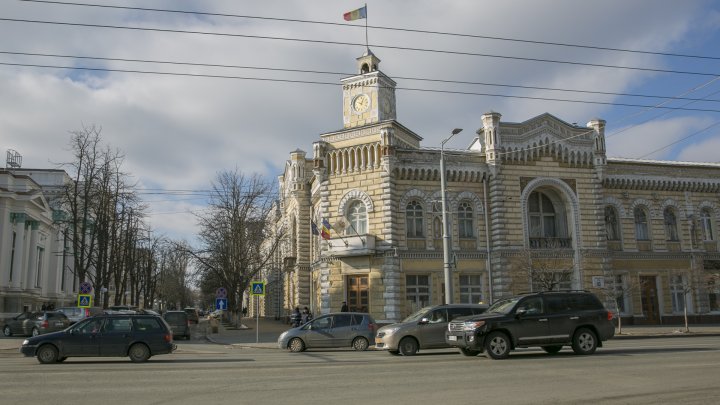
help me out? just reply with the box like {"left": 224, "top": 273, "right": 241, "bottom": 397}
{"left": 216, "top": 287, "right": 227, "bottom": 298}
{"left": 215, "top": 298, "right": 228, "bottom": 311}
{"left": 78, "top": 294, "right": 92, "bottom": 308}
{"left": 79, "top": 281, "right": 93, "bottom": 294}
{"left": 251, "top": 281, "right": 265, "bottom": 296}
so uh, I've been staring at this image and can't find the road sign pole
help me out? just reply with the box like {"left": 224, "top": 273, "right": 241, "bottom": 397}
{"left": 256, "top": 295, "right": 259, "bottom": 343}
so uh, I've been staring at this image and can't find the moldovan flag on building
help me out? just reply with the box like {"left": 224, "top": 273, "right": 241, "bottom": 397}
{"left": 321, "top": 219, "right": 333, "bottom": 240}
{"left": 343, "top": 6, "right": 367, "bottom": 21}
{"left": 311, "top": 221, "right": 320, "bottom": 236}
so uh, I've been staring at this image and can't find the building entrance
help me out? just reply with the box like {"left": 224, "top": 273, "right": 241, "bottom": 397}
{"left": 346, "top": 275, "right": 369, "bottom": 312}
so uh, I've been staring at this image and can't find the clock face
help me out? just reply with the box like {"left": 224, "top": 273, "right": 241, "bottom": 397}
{"left": 352, "top": 94, "right": 370, "bottom": 113}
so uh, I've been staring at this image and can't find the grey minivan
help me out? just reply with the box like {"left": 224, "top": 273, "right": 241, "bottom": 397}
{"left": 162, "top": 311, "right": 191, "bottom": 340}
{"left": 278, "top": 312, "right": 377, "bottom": 352}
{"left": 375, "top": 303, "right": 488, "bottom": 356}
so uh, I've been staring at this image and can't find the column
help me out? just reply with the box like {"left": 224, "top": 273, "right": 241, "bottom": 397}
{"left": 10, "top": 213, "right": 27, "bottom": 289}
{"left": 25, "top": 220, "right": 39, "bottom": 289}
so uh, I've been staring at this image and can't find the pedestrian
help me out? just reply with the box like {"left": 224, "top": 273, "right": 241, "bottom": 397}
{"left": 291, "top": 306, "right": 301, "bottom": 327}
{"left": 341, "top": 301, "right": 348, "bottom": 312}
{"left": 301, "top": 307, "right": 313, "bottom": 324}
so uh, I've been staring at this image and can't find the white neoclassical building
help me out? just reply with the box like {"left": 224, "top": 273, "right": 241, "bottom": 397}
{"left": 0, "top": 168, "right": 77, "bottom": 313}
{"left": 266, "top": 49, "right": 720, "bottom": 325}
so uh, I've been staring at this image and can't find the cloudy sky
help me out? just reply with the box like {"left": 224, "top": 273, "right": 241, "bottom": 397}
{"left": 2, "top": 0, "right": 719, "bottom": 243}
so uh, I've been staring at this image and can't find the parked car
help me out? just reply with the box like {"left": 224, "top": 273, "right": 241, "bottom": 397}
{"left": 2, "top": 311, "right": 71, "bottom": 337}
{"left": 375, "top": 303, "right": 488, "bottom": 356}
{"left": 183, "top": 307, "right": 200, "bottom": 324}
{"left": 163, "top": 311, "right": 191, "bottom": 340}
{"left": 20, "top": 313, "right": 176, "bottom": 363}
{"left": 445, "top": 291, "right": 615, "bottom": 359}
{"left": 278, "top": 312, "right": 377, "bottom": 352}
{"left": 56, "top": 307, "right": 104, "bottom": 324}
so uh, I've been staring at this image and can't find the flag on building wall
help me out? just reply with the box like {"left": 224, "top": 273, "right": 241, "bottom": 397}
{"left": 321, "top": 219, "right": 333, "bottom": 240}
{"left": 343, "top": 6, "right": 367, "bottom": 21}
{"left": 311, "top": 221, "right": 320, "bottom": 236}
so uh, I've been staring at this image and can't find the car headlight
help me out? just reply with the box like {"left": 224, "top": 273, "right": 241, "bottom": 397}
{"left": 278, "top": 331, "right": 287, "bottom": 340}
{"left": 464, "top": 320, "right": 485, "bottom": 331}
{"left": 380, "top": 326, "right": 400, "bottom": 337}
{"left": 22, "top": 339, "right": 30, "bottom": 346}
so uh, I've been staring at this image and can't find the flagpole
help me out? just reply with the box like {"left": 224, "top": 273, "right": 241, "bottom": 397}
{"left": 364, "top": 3, "right": 368, "bottom": 50}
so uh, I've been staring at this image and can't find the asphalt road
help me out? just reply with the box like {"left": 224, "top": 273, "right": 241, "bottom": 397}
{"left": 1, "top": 337, "right": 719, "bottom": 404}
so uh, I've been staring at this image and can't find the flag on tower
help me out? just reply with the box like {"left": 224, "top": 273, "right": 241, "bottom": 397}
{"left": 343, "top": 6, "right": 367, "bottom": 21}
{"left": 321, "top": 219, "right": 333, "bottom": 240}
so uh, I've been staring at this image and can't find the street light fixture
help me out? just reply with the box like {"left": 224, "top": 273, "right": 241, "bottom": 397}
{"left": 440, "top": 128, "right": 463, "bottom": 304}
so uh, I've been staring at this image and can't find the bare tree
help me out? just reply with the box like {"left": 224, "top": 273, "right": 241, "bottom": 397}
{"left": 593, "top": 272, "right": 645, "bottom": 335}
{"left": 192, "top": 170, "right": 285, "bottom": 326}
{"left": 512, "top": 245, "right": 574, "bottom": 293}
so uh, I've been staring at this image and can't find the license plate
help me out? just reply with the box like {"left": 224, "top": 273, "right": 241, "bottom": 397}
{"left": 448, "top": 335, "right": 457, "bottom": 341}
{"left": 54, "top": 322, "right": 64, "bottom": 326}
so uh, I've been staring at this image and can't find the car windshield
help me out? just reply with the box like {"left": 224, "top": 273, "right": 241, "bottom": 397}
{"left": 402, "top": 307, "right": 433, "bottom": 323}
{"left": 487, "top": 297, "right": 522, "bottom": 314}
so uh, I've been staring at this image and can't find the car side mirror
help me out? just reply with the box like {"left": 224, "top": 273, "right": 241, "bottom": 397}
{"left": 418, "top": 317, "right": 429, "bottom": 325}
{"left": 515, "top": 308, "right": 527, "bottom": 318}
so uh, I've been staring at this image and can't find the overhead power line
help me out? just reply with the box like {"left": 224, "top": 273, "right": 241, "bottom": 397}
{"left": 1, "top": 17, "right": 719, "bottom": 77}
{"left": 3, "top": 61, "right": 720, "bottom": 113}
{"left": 2, "top": 50, "right": 719, "bottom": 103}
{"left": 18, "top": 0, "right": 720, "bottom": 61}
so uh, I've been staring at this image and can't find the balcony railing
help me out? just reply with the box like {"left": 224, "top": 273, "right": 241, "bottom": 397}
{"left": 529, "top": 237, "right": 573, "bottom": 249}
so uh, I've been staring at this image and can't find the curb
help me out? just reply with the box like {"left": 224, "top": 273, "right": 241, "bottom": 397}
{"left": 612, "top": 332, "right": 720, "bottom": 340}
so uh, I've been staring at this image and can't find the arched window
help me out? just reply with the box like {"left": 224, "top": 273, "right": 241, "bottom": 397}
{"left": 529, "top": 191, "right": 556, "bottom": 238}
{"left": 406, "top": 200, "right": 424, "bottom": 238}
{"left": 701, "top": 208, "right": 715, "bottom": 241}
{"left": 433, "top": 217, "right": 442, "bottom": 239}
{"left": 346, "top": 200, "right": 367, "bottom": 235}
{"left": 605, "top": 206, "right": 620, "bottom": 241}
{"left": 634, "top": 207, "right": 649, "bottom": 241}
{"left": 664, "top": 208, "right": 679, "bottom": 241}
{"left": 458, "top": 201, "right": 474, "bottom": 238}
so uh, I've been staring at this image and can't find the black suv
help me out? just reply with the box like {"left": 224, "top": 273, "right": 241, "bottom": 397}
{"left": 445, "top": 291, "right": 614, "bottom": 359}
{"left": 21, "top": 313, "right": 176, "bottom": 364}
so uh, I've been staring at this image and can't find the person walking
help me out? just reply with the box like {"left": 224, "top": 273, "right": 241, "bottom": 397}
{"left": 290, "top": 306, "right": 301, "bottom": 327}
{"left": 301, "top": 306, "right": 313, "bottom": 324}
{"left": 340, "top": 301, "right": 349, "bottom": 312}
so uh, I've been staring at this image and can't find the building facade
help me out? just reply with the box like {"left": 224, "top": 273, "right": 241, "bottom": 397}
{"left": 270, "top": 50, "right": 720, "bottom": 325}
{"left": 0, "top": 169, "right": 77, "bottom": 313}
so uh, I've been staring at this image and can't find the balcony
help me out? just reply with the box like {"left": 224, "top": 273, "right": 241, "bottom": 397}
{"left": 529, "top": 237, "right": 572, "bottom": 249}
{"left": 326, "top": 235, "right": 375, "bottom": 257}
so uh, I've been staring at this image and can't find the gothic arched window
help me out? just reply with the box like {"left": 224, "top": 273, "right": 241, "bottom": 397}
{"left": 664, "top": 208, "right": 679, "bottom": 241}
{"left": 634, "top": 207, "right": 650, "bottom": 241}
{"left": 605, "top": 206, "right": 620, "bottom": 241}
{"left": 701, "top": 208, "right": 714, "bottom": 241}
{"left": 458, "top": 201, "right": 474, "bottom": 238}
{"left": 406, "top": 200, "right": 424, "bottom": 238}
{"left": 529, "top": 191, "right": 556, "bottom": 238}
{"left": 346, "top": 200, "right": 367, "bottom": 235}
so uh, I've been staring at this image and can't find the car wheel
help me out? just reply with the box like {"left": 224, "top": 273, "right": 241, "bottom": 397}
{"left": 542, "top": 345, "right": 563, "bottom": 355}
{"left": 352, "top": 337, "right": 369, "bottom": 351}
{"left": 288, "top": 337, "right": 305, "bottom": 353}
{"left": 3, "top": 325, "right": 11, "bottom": 337}
{"left": 56, "top": 357, "right": 68, "bottom": 363}
{"left": 128, "top": 343, "right": 151, "bottom": 363}
{"left": 571, "top": 328, "right": 598, "bottom": 355}
{"left": 36, "top": 345, "right": 59, "bottom": 364}
{"left": 32, "top": 328, "right": 40, "bottom": 337}
{"left": 459, "top": 347, "right": 480, "bottom": 357}
{"left": 398, "top": 337, "right": 419, "bottom": 356}
{"left": 484, "top": 331, "right": 511, "bottom": 360}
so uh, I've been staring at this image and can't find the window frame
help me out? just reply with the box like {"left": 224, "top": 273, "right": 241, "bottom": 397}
{"left": 405, "top": 200, "right": 424, "bottom": 238}
{"left": 345, "top": 200, "right": 367, "bottom": 235}
{"left": 634, "top": 207, "right": 650, "bottom": 241}
{"left": 458, "top": 201, "right": 474, "bottom": 238}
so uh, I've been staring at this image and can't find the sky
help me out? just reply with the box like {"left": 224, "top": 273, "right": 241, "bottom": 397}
{"left": 2, "top": 0, "right": 720, "bottom": 244}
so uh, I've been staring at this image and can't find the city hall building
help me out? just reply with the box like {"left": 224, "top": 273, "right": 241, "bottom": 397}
{"left": 270, "top": 49, "right": 720, "bottom": 325}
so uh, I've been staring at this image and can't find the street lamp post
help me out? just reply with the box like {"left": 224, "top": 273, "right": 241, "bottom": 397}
{"left": 440, "top": 128, "right": 463, "bottom": 304}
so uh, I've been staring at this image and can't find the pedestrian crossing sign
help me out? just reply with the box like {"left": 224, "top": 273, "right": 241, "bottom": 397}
{"left": 251, "top": 281, "right": 265, "bottom": 296}
{"left": 78, "top": 294, "right": 92, "bottom": 308}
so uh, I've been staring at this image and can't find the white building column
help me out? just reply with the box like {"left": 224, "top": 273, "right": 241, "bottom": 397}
{"left": 25, "top": 220, "right": 40, "bottom": 290}
{"left": 10, "top": 213, "right": 27, "bottom": 289}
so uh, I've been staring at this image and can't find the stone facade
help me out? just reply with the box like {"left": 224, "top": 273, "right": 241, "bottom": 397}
{"left": 269, "top": 50, "right": 720, "bottom": 324}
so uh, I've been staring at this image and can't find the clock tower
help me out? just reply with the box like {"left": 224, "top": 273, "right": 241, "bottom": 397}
{"left": 341, "top": 48, "right": 397, "bottom": 128}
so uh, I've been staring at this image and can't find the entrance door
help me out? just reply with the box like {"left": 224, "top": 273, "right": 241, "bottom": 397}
{"left": 347, "top": 275, "right": 369, "bottom": 312}
{"left": 640, "top": 276, "right": 660, "bottom": 324}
